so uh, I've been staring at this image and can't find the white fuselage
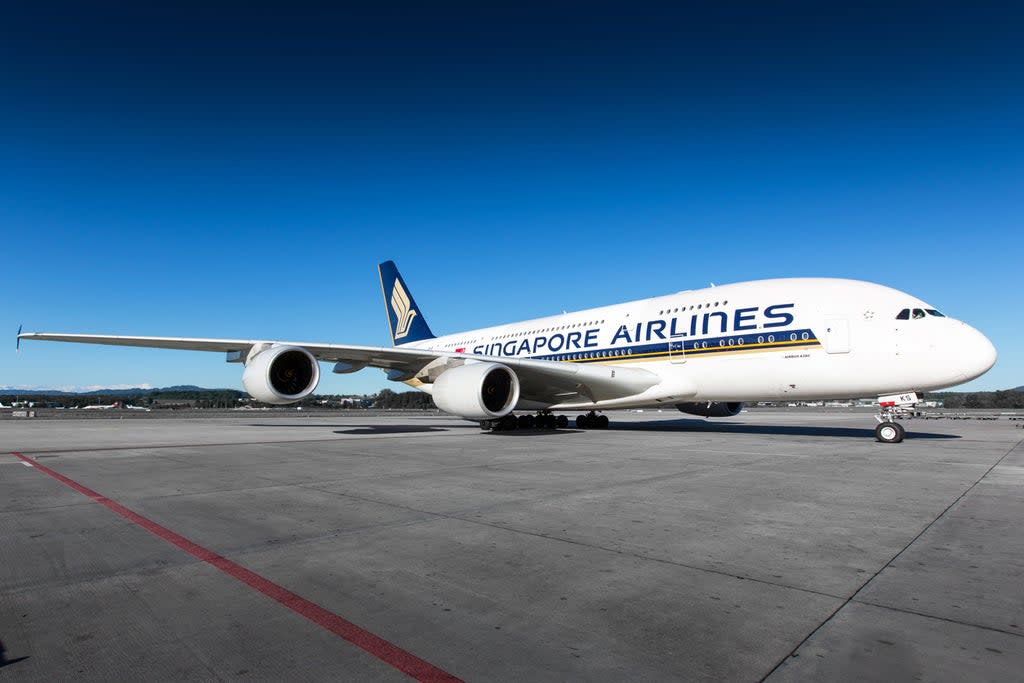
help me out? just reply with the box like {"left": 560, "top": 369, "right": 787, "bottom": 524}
{"left": 402, "top": 278, "right": 996, "bottom": 410}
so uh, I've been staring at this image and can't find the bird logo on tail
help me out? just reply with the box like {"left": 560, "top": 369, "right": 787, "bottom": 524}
{"left": 391, "top": 279, "right": 418, "bottom": 340}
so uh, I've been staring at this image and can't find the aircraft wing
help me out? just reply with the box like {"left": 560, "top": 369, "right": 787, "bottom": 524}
{"left": 16, "top": 332, "right": 662, "bottom": 406}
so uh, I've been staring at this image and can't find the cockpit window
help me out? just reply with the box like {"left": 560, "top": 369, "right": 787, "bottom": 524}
{"left": 898, "top": 307, "right": 942, "bottom": 320}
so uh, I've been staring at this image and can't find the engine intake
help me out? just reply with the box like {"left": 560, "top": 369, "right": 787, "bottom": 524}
{"left": 242, "top": 345, "right": 320, "bottom": 404}
{"left": 676, "top": 401, "right": 743, "bottom": 418}
{"left": 432, "top": 362, "right": 520, "bottom": 420}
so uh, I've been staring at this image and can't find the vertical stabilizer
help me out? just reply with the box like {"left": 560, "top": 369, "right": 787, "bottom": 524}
{"left": 377, "top": 261, "right": 436, "bottom": 345}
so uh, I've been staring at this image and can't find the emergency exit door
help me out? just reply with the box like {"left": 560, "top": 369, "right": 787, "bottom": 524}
{"left": 669, "top": 337, "right": 686, "bottom": 363}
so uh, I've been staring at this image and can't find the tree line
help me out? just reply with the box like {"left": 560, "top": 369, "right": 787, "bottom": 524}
{"left": 926, "top": 390, "right": 1024, "bottom": 409}
{"left": 1, "top": 388, "right": 437, "bottom": 410}
{"left": 5, "top": 388, "right": 1021, "bottom": 411}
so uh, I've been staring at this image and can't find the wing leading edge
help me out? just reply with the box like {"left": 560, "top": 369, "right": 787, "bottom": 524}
{"left": 16, "top": 332, "right": 666, "bottom": 407}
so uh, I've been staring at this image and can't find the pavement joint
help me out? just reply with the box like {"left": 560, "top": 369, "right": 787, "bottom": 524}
{"left": 757, "top": 435, "right": 1024, "bottom": 682}
{"left": 849, "top": 598, "right": 1024, "bottom": 639}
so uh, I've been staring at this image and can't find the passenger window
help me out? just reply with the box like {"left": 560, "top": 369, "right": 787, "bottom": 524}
{"left": 926, "top": 309, "right": 946, "bottom": 317}
{"left": 896, "top": 309, "right": 910, "bottom": 320}
{"left": 912, "top": 309, "right": 926, "bottom": 319}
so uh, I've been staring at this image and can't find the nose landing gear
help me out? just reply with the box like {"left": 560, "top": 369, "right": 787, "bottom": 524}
{"left": 875, "top": 421, "right": 905, "bottom": 443}
{"left": 874, "top": 392, "right": 918, "bottom": 443}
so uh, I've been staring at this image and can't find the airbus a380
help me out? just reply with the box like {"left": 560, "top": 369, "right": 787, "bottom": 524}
{"left": 18, "top": 261, "right": 996, "bottom": 443}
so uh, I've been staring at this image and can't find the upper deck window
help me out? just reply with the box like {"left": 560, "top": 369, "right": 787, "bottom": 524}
{"left": 896, "top": 309, "right": 910, "bottom": 320}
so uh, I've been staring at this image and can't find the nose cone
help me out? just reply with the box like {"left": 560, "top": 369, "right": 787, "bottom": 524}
{"left": 959, "top": 324, "right": 997, "bottom": 382}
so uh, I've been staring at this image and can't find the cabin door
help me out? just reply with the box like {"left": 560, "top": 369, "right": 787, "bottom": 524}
{"left": 822, "top": 318, "right": 850, "bottom": 354}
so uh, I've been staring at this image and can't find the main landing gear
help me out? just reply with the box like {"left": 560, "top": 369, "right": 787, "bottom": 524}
{"left": 575, "top": 411, "right": 609, "bottom": 429}
{"left": 484, "top": 412, "right": 570, "bottom": 431}
{"left": 874, "top": 392, "right": 918, "bottom": 443}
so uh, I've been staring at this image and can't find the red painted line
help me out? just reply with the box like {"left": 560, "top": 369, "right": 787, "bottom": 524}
{"left": 10, "top": 451, "right": 462, "bottom": 683}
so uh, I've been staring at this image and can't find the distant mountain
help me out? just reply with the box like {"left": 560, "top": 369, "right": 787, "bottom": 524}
{"left": 0, "top": 385, "right": 222, "bottom": 397}
{"left": 1014, "top": 386, "right": 1024, "bottom": 392}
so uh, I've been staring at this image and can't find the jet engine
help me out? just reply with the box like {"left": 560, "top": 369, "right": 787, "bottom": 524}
{"left": 242, "top": 345, "right": 320, "bottom": 404}
{"left": 432, "top": 362, "right": 520, "bottom": 420}
{"left": 676, "top": 401, "right": 743, "bottom": 418}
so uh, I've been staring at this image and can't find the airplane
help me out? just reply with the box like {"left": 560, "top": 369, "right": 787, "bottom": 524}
{"left": 82, "top": 401, "right": 121, "bottom": 410}
{"left": 17, "top": 261, "right": 996, "bottom": 443}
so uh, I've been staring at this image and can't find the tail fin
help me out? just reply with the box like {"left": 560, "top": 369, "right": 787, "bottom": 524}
{"left": 378, "top": 261, "right": 436, "bottom": 345}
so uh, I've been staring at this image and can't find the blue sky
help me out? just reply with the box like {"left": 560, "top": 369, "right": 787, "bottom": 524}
{"left": 2, "top": 2, "right": 1021, "bottom": 394}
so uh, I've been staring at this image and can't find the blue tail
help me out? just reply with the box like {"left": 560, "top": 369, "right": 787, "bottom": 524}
{"left": 378, "top": 261, "right": 435, "bottom": 345}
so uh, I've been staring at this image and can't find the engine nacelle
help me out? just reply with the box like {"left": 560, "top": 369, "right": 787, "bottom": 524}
{"left": 676, "top": 401, "right": 744, "bottom": 418}
{"left": 432, "top": 362, "right": 520, "bottom": 420}
{"left": 242, "top": 345, "right": 320, "bottom": 405}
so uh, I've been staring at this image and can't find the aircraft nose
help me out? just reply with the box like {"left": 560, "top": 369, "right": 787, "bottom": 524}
{"left": 958, "top": 323, "right": 997, "bottom": 382}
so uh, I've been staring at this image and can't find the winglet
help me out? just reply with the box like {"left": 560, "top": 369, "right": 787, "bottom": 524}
{"left": 16, "top": 324, "right": 22, "bottom": 352}
{"left": 377, "top": 261, "right": 435, "bottom": 345}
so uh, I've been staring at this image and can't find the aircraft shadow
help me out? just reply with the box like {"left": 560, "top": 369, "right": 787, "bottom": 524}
{"left": 485, "top": 429, "right": 584, "bottom": 437}
{"left": 0, "top": 657, "right": 30, "bottom": 669}
{"left": 245, "top": 420, "right": 958, "bottom": 440}
{"left": 247, "top": 423, "right": 466, "bottom": 432}
{"left": 614, "top": 419, "right": 959, "bottom": 440}
{"left": 333, "top": 426, "right": 452, "bottom": 435}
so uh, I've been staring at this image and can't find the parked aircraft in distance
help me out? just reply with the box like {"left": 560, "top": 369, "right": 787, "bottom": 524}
{"left": 18, "top": 261, "right": 996, "bottom": 442}
{"left": 82, "top": 401, "right": 121, "bottom": 410}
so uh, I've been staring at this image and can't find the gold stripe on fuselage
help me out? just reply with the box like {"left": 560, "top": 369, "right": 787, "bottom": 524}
{"left": 556, "top": 337, "right": 820, "bottom": 365}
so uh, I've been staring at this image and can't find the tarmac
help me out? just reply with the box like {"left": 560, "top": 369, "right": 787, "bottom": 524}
{"left": 1, "top": 409, "right": 1022, "bottom": 681}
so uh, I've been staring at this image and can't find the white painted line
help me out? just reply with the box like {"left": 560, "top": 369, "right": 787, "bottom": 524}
{"left": 21, "top": 461, "right": 34, "bottom": 467}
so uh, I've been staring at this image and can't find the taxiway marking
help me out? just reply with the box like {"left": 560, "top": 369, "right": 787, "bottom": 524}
{"left": 10, "top": 450, "right": 463, "bottom": 683}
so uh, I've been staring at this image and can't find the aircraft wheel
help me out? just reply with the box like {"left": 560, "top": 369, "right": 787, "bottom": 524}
{"left": 576, "top": 414, "right": 590, "bottom": 429}
{"left": 875, "top": 421, "right": 905, "bottom": 443}
{"left": 500, "top": 414, "right": 518, "bottom": 431}
{"left": 518, "top": 414, "right": 535, "bottom": 429}
{"left": 595, "top": 414, "right": 610, "bottom": 429}
{"left": 556, "top": 414, "right": 569, "bottom": 428}
{"left": 481, "top": 420, "right": 494, "bottom": 431}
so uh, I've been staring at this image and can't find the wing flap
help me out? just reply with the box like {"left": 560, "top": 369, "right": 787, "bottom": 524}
{"left": 492, "top": 356, "right": 660, "bottom": 404}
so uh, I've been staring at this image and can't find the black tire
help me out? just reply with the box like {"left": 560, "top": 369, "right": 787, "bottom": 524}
{"left": 518, "top": 414, "right": 534, "bottom": 429}
{"left": 556, "top": 414, "right": 569, "bottom": 428}
{"left": 501, "top": 414, "right": 518, "bottom": 431}
{"left": 596, "top": 414, "right": 609, "bottom": 429}
{"left": 875, "top": 421, "right": 903, "bottom": 443}
{"left": 576, "top": 414, "right": 590, "bottom": 429}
